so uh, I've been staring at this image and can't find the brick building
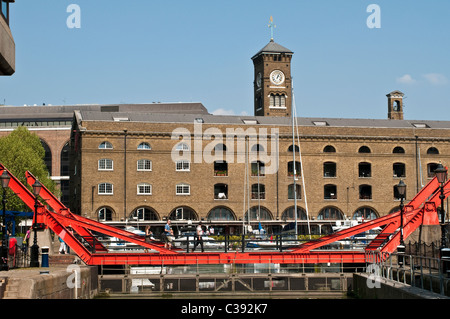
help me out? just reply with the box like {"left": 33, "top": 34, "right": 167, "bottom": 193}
{"left": 67, "top": 39, "right": 450, "bottom": 235}
{"left": 0, "top": 0, "right": 15, "bottom": 76}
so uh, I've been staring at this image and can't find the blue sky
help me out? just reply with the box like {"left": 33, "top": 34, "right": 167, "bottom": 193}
{"left": 1, "top": 0, "right": 450, "bottom": 120}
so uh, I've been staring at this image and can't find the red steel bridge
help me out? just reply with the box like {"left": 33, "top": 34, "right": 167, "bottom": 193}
{"left": 0, "top": 163, "right": 446, "bottom": 266}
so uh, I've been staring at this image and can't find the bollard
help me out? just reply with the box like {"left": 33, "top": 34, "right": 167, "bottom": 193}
{"left": 41, "top": 246, "right": 49, "bottom": 268}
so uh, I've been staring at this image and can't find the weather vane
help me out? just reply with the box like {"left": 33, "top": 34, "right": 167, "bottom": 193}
{"left": 268, "top": 16, "right": 276, "bottom": 41}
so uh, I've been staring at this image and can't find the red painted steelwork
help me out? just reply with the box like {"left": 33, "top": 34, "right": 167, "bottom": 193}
{"left": 0, "top": 163, "right": 446, "bottom": 266}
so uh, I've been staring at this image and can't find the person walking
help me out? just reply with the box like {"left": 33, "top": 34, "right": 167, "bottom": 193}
{"left": 192, "top": 221, "right": 204, "bottom": 253}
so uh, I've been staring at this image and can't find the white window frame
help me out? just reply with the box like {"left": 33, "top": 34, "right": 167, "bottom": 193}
{"left": 98, "top": 183, "right": 113, "bottom": 195}
{"left": 98, "top": 158, "right": 113, "bottom": 171}
{"left": 137, "top": 183, "right": 152, "bottom": 195}
{"left": 176, "top": 160, "right": 190, "bottom": 171}
{"left": 176, "top": 183, "right": 190, "bottom": 195}
{"left": 137, "top": 159, "right": 152, "bottom": 171}
{"left": 138, "top": 142, "right": 151, "bottom": 150}
{"left": 99, "top": 141, "right": 113, "bottom": 149}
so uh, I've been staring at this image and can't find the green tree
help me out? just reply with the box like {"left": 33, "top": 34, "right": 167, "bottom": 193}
{"left": 0, "top": 126, "right": 58, "bottom": 213}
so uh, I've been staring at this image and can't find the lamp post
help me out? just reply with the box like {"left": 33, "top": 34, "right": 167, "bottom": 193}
{"left": 0, "top": 170, "right": 11, "bottom": 271}
{"left": 434, "top": 163, "right": 450, "bottom": 277}
{"left": 396, "top": 179, "right": 406, "bottom": 266}
{"left": 30, "top": 179, "right": 42, "bottom": 268}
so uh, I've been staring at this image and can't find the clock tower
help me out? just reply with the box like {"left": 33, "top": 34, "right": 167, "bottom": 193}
{"left": 252, "top": 38, "right": 293, "bottom": 117}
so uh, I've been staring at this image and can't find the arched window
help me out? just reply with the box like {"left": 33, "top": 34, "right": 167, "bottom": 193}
{"left": 207, "top": 207, "right": 236, "bottom": 221}
{"left": 251, "top": 184, "right": 265, "bottom": 199}
{"left": 98, "top": 207, "right": 114, "bottom": 221}
{"left": 137, "top": 183, "right": 152, "bottom": 195}
{"left": 176, "top": 143, "right": 190, "bottom": 151}
{"left": 245, "top": 206, "right": 273, "bottom": 221}
{"left": 99, "top": 141, "right": 113, "bottom": 149}
{"left": 323, "top": 162, "right": 336, "bottom": 177}
{"left": 251, "top": 161, "right": 265, "bottom": 176}
{"left": 358, "top": 146, "right": 371, "bottom": 153}
{"left": 288, "top": 145, "right": 299, "bottom": 152}
{"left": 324, "top": 184, "right": 337, "bottom": 200}
{"left": 288, "top": 184, "right": 301, "bottom": 199}
{"left": 214, "top": 183, "right": 228, "bottom": 199}
{"left": 288, "top": 161, "right": 301, "bottom": 177}
{"left": 251, "top": 144, "right": 264, "bottom": 153}
{"left": 359, "top": 162, "right": 371, "bottom": 178}
{"left": 137, "top": 159, "right": 152, "bottom": 171}
{"left": 214, "top": 161, "right": 228, "bottom": 176}
{"left": 269, "top": 94, "right": 286, "bottom": 108}
{"left": 98, "top": 183, "right": 113, "bottom": 195}
{"left": 323, "top": 145, "right": 336, "bottom": 153}
{"left": 98, "top": 158, "right": 113, "bottom": 170}
{"left": 353, "top": 207, "right": 378, "bottom": 220}
{"left": 138, "top": 142, "right": 151, "bottom": 150}
{"left": 317, "top": 207, "right": 344, "bottom": 220}
{"left": 60, "top": 142, "right": 70, "bottom": 176}
{"left": 281, "top": 206, "right": 307, "bottom": 220}
{"left": 359, "top": 184, "right": 372, "bottom": 200}
{"left": 40, "top": 140, "right": 52, "bottom": 175}
{"left": 393, "top": 163, "right": 406, "bottom": 178}
{"left": 130, "top": 207, "right": 159, "bottom": 221}
{"left": 393, "top": 146, "right": 405, "bottom": 154}
{"left": 427, "top": 147, "right": 439, "bottom": 155}
{"left": 170, "top": 207, "right": 198, "bottom": 220}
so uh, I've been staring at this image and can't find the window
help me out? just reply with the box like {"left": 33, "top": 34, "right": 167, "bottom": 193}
{"left": 138, "top": 142, "right": 151, "bottom": 150}
{"left": 214, "top": 184, "right": 228, "bottom": 199}
{"left": 324, "top": 184, "right": 337, "bottom": 200}
{"left": 176, "top": 143, "right": 190, "bottom": 151}
{"left": 288, "top": 184, "right": 301, "bottom": 199}
{"left": 288, "top": 161, "right": 301, "bottom": 177}
{"left": 98, "top": 159, "right": 113, "bottom": 170}
{"left": 281, "top": 207, "right": 307, "bottom": 220}
{"left": 245, "top": 207, "right": 273, "bottom": 221}
{"left": 288, "top": 145, "right": 299, "bottom": 152}
{"left": 40, "top": 140, "right": 52, "bottom": 175}
{"left": 393, "top": 163, "right": 406, "bottom": 178}
{"left": 251, "top": 184, "right": 265, "bottom": 199}
{"left": 251, "top": 161, "right": 265, "bottom": 176}
{"left": 130, "top": 207, "right": 159, "bottom": 221}
{"left": 353, "top": 207, "right": 378, "bottom": 220}
{"left": 269, "top": 94, "right": 286, "bottom": 108}
{"left": 176, "top": 183, "right": 190, "bottom": 195}
{"left": 317, "top": 207, "right": 344, "bottom": 220}
{"left": 323, "top": 145, "right": 336, "bottom": 153}
{"left": 98, "top": 207, "right": 114, "bottom": 221}
{"left": 359, "top": 185, "right": 372, "bottom": 200}
{"left": 137, "top": 159, "right": 152, "bottom": 171}
{"left": 170, "top": 207, "right": 197, "bottom": 220}
{"left": 393, "top": 146, "right": 405, "bottom": 154}
{"left": 137, "top": 183, "right": 152, "bottom": 195}
{"left": 358, "top": 146, "right": 371, "bottom": 153}
{"left": 427, "top": 163, "right": 440, "bottom": 178}
{"left": 99, "top": 141, "right": 113, "bottom": 149}
{"left": 98, "top": 183, "right": 113, "bottom": 195}
{"left": 359, "top": 162, "right": 371, "bottom": 178}
{"left": 323, "top": 162, "right": 336, "bottom": 177}
{"left": 214, "top": 161, "right": 228, "bottom": 176}
{"left": 176, "top": 160, "right": 190, "bottom": 171}
{"left": 427, "top": 147, "right": 439, "bottom": 155}
{"left": 251, "top": 144, "right": 265, "bottom": 153}
{"left": 207, "top": 207, "right": 236, "bottom": 221}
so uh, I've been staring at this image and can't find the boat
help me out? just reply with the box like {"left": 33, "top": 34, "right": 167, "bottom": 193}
{"left": 173, "top": 232, "right": 225, "bottom": 250}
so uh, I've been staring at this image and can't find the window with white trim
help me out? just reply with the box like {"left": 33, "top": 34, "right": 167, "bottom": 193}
{"left": 98, "top": 158, "right": 113, "bottom": 171}
{"left": 137, "top": 183, "right": 152, "bottom": 195}
{"left": 176, "top": 183, "right": 190, "bottom": 195}
{"left": 98, "top": 183, "right": 113, "bottom": 195}
{"left": 99, "top": 141, "right": 113, "bottom": 149}
{"left": 137, "top": 159, "right": 152, "bottom": 171}
{"left": 138, "top": 142, "right": 151, "bottom": 150}
{"left": 176, "top": 160, "right": 190, "bottom": 171}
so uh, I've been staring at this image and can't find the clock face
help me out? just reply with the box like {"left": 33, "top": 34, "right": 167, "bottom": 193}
{"left": 270, "top": 70, "right": 285, "bottom": 85}
{"left": 256, "top": 72, "right": 262, "bottom": 88}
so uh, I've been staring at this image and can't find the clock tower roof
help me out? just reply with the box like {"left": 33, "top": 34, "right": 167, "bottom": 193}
{"left": 251, "top": 39, "right": 293, "bottom": 60}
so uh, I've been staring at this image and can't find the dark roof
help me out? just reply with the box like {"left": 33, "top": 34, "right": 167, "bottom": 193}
{"left": 0, "top": 102, "right": 209, "bottom": 121}
{"left": 251, "top": 40, "right": 293, "bottom": 60}
{"left": 77, "top": 111, "right": 450, "bottom": 130}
